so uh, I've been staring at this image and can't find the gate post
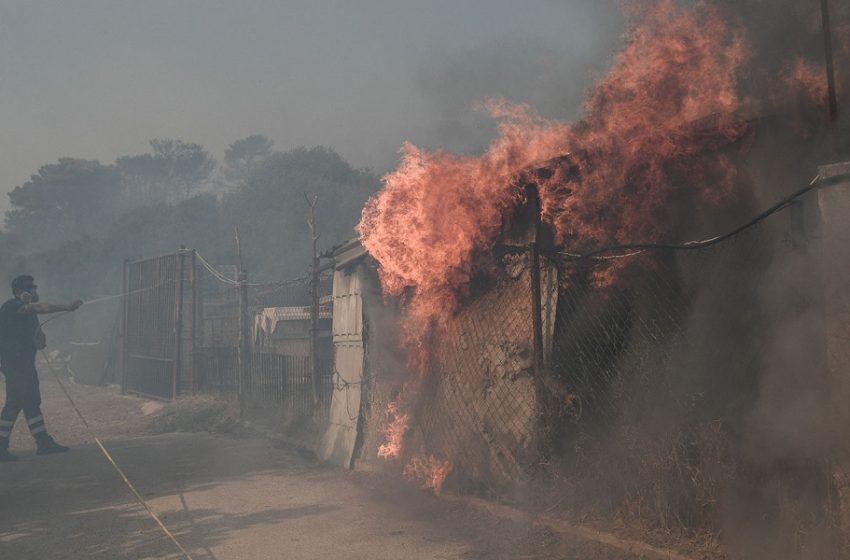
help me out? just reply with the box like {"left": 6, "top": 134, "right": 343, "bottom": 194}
{"left": 189, "top": 250, "right": 198, "bottom": 393}
{"left": 121, "top": 258, "right": 130, "bottom": 395}
{"left": 237, "top": 270, "right": 250, "bottom": 417}
{"left": 172, "top": 249, "right": 186, "bottom": 400}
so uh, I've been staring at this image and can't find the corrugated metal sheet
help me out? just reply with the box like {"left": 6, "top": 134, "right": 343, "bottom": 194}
{"left": 255, "top": 306, "right": 332, "bottom": 324}
{"left": 330, "top": 271, "right": 363, "bottom": 343}
{"left": 333, "top": 238, "right": 369, "bottom": 269}
{"left": 253, "top": 306, "right": 332, "bottom": 346}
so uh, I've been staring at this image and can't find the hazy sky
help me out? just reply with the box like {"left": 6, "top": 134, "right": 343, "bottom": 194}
{"left": 0, "top": 1, "right": 623, "bottom": 216}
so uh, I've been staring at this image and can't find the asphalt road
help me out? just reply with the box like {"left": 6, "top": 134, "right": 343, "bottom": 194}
{"left": 0, "top": 378, "right": 639, "bottom": 560}
{"left": 0, "top": 431, "right": 635, "bottom": 560}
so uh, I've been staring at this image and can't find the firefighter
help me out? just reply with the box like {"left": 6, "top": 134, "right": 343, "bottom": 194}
{"left": 0, "top": 275, "right": 82, "bottom": 461}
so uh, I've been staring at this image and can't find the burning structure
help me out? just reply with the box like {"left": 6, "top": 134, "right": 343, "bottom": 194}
{"left": 317, "top": 1, "right": 850, "bottom": 556}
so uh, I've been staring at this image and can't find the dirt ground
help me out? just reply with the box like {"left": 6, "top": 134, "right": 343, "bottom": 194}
{"left": 0, "top": 374, "right": 663, "bottom": 559}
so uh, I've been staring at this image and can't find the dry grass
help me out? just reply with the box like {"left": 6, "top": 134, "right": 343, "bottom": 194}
{"left": 146, "top": 395, "right": 240, "bottom": 435}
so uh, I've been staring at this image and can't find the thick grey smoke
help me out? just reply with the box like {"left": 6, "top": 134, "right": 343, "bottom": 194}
{"left": 410, "top": 26, "right": 622, "bottom": 157}
{"left": 0, "top": 1, "right": 625, "bottom": 218}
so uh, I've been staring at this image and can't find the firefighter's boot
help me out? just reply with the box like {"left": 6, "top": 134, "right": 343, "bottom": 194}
{"left": 0, "top": 438, "right": 18, "bottom": 462}
{"left": 36, "top": 434, "right": 69, "bottom": 455}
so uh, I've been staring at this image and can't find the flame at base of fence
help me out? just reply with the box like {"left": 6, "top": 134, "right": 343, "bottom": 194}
{"left": 403, "top": 455, "right": 453, "bottom": 493}
{"left": 377, "top": 400, "right": 409, "bottom": 460}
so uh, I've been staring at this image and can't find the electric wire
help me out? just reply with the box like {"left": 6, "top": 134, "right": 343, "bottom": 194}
{"left": 195, "top": 251, "right": 310, "bottom": 288}
{"left": 333, "top": 368, "right": 363, "bottom": 422}
{"left": 558, "top": 173, "right": 832, "bottom": 261}
{"left": 194, "top": 253, "right": 241, "bottom": 286}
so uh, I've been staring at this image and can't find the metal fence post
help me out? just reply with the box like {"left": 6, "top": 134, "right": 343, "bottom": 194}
{"left": 172, "top": 249, "right": 186, "bottom": 400}
{"left": 189, "top": 250, "right": 198, "bottom": 393}
{"left": 121, "top": 258, "right": 130, "bottom": 395}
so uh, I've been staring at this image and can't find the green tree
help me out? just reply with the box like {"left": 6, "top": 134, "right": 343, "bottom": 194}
{"left": 223, "top": 146, "right": 379, "bottom": 279}
{"left": 102, "top": 194, "right": 230, "bottom": 263}
{"left": 115, "top": 152, "right": 162, "bottom": 205}
{"left": 117, "top": 139, "right": 216, "bottom": 203}
{"left": 3, "top": 145, "right": 376, "bottom": 302}
{"left": 223, "top": 135, "right": 274, "bottom": 186}
{"left": 4, "top": 158, "right": 121, "bottom": 252}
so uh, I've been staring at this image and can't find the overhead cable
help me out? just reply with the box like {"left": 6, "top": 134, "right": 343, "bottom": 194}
{"left": 558, "top": 174, "right": 836, "bottom": 261}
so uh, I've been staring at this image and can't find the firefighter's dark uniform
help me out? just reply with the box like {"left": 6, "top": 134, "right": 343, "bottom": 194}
{"left": 0, "top": 297, "right": 49, "bottom": 447}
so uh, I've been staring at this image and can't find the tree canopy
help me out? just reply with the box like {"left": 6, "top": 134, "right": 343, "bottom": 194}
{"left": 223, "top": 146, "right": 379, "bottom": 278}
{"left": 5, "top": 158, "right": 121, "bottom": 252}
{"left": 2, "top": 139, "right": 379, "bottom": 299}
{"left": 117, "top": 139, "right": 216, "bottom": 204}
{"left": 223, "top": 135, "right": 274, "bottom": 186}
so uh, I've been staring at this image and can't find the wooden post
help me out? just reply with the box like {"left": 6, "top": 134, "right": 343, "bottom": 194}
{"left": 310, "top": 261, "right": 320, "bottom": 408}
{"left": 234, "top": 225, "right": 244, "bottom": 273}
{"left": 526, "top": 183, "right": 550, "bottom": 467}
{"left": 120, "top": 258, "right": 130, "bottom": 395}
{"left": 237, "top": 270, "right": 250, "bottom": 417}
{"left": 305, "top": 194, "right": 320, "bottom": 408}
{"left": 172, "top": 249, "right": 186, "bottom": 400}
{"left": 527, "top": 185, "right": 545, "bottom": 375}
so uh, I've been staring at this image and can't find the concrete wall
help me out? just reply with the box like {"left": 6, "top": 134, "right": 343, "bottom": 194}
{"left": 320, "top": 264, "right": 365, "bottom": 468}
{"left": 817, "top": 162, "right": 850, "bottom": 549}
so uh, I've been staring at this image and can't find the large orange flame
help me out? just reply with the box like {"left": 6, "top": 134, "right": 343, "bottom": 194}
{"left": 781, "top": 22, "right": 849, "bottom": 112}
{"left": 358, "top": 1, "right": 844, "bottom": 463}
{"left": 359, "top": 1, "right": 750, "bottom": 331}
{"left": 539, "top": 1, "right": 749, "bottom": 249}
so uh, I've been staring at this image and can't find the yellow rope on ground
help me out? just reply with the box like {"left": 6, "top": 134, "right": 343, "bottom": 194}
{"left": 39, "top": 350, "right": 195, "bottom": 560}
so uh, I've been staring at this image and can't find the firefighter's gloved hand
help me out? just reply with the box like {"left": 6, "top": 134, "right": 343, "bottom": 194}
{"left": 68, "top": 300, "right": 84, "bottom": 311}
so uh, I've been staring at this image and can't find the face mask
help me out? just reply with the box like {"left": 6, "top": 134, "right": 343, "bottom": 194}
{"left": 19, "top": 288, "right": 38, "bottom": 304}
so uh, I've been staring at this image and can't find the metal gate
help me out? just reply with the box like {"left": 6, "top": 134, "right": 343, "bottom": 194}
{"left": 121, "top": 250, "right": 196, "bottom": 400}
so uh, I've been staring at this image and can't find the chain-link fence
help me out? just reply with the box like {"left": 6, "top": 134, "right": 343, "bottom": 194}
{"left": 537, "top": 181, "right": 850, "bottom": 541}
{"left": 546, "top": 217, "right": 799, "bottom": 531}
{"left": 412, "top": 258, "right": 557, "bottom": 489}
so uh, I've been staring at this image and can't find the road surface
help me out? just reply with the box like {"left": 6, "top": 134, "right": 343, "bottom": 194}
{"left": 0, "top": 378, "right": 638, "bottom": 559}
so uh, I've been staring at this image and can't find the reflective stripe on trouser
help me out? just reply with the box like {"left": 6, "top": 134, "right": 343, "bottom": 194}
{"left": 0, "top": 418, "right": 14, "bottom": 438}
{"left": 27, "top": 414, "right": 46, "bottom": 436}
